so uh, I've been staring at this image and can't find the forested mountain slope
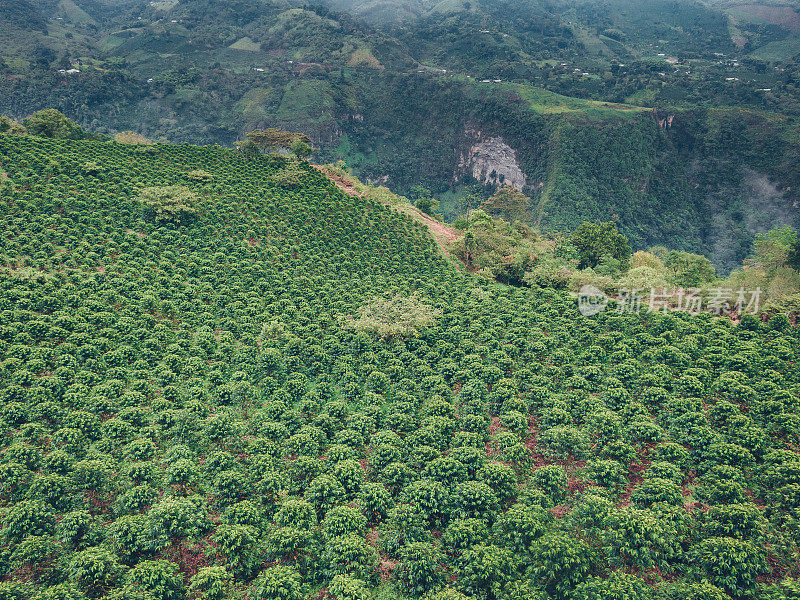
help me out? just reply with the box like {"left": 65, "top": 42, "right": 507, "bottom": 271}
{"left": 1, "top": 0, "right": 800, "bottom": 267}
{"left": 0, "top": 133, "right": 800, "bottom": 600}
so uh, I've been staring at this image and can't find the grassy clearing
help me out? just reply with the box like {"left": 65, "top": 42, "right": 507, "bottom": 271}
{"left": 229, "top": 37, "right": 262, "bottom": 52}
{"left": 504, "top": 82, "right": 649, "bottom": 116}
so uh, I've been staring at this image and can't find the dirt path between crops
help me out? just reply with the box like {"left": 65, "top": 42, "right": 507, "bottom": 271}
{"left": 313, "top": 164, "right": 462, "bottom": 261}
{"left": 395, "top": 203, "right": 461, "bottom": 257}
{"left": 315, "top": 165, "right": 362, "bottom": 197}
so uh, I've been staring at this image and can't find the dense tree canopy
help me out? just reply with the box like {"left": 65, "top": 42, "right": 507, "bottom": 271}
{"left": 571, "top": 221, "right": 633, "bottom": 269}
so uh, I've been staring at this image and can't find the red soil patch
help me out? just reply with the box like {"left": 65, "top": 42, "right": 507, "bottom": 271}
{"left": 402, "top": 204, "right": 461, "bottom": 245}
{"left": 485, "top": 416, "right": 505, "bottom": 458}
{"left": 367, "top": 527, "right": 379, "bottom": 547}
{"left": 524, "top": 417, "right": 551, "bottom": 470}
{"left": 640, "top": 565, "right": 680, "bottom": 585}
{"left": 84, "top": 490, "right": 112, "bottom": 515}
{"left": 617, "top": 460, "right": 649, "bottom": 508}
{"left": 367, "top": 525, "right": 398, "bottom": 582}
{"left": 157, "top": 539, "right": 214, "bottom": 584}
{"left": 760, "top": 552, "right": 792, "bottom": 584}
{"left": 314, "top": 165, "right": 364, "bottom": 198}
{"left": 379, "top": 560, "right": 398, "bottom": 582}
{"left": 568, "top": 476, "right": 590, "bottom": 496}
{"left": 561, "top": 457, "right": 588, "bottom": 479}
{"left": 630, "top": 459, "right": 651, "bottom": 477}
{"left": 637, "top": 442, "right": 657, "bottom": 460}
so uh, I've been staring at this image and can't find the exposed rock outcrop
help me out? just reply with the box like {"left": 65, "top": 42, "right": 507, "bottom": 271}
{"left": 457, "top": 132, "right": 527, "bottom": 189}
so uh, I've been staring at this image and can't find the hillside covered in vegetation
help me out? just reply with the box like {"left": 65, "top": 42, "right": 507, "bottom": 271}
{"left": 2, "top": 0, "right": 800, "bottom": 269}
{"left": 1, "top": 128, "right": 800, "bottom": 600}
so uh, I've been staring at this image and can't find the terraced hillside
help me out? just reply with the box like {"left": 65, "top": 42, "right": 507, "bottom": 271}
{"left": 0, "top": 134, "right": 799, "bottom": 600}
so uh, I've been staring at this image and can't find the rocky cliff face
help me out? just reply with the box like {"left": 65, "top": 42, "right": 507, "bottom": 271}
{"left": 457, "top": 130, "right": 527, "bottom": 190}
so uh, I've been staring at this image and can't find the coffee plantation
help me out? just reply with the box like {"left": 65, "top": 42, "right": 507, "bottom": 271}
{"left": 0, "top": 132, "right": 799, "bottom": 600}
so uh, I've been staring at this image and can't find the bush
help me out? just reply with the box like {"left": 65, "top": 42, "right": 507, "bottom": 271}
{"left": 122, "top": 560, "right": 183, "bottom": 600}
{"left": 538, "top": 426, "right": 590, "bottom": 460}
{"left": 332, "top": 459, "right": 365, "bottom": 497}
{"left": 442, "top": 518, "right": 489, "bottom": 556}
{"left": 572, "top": 571, "right": 653, "bottom": 600}
{"left": 305, "top": 474, "right": 347, "bottom": 515}
{"left": 630, "top": 478, "right": 683, "bottom": 508}
{"left": 477, "top": 463, "right": 518, "bottom": 504}
{"left": 67, "top": 548, "right": 125, "bottom": 598}
{"left": 397, "top": 542, "right": 444, "bottom": 595}
{"left": 266, "top": 526, "right": 319, "bottom": 573}
{"left": 359, "top": 482, "right": 394, "bottom": 523}
{"left": 403, "top": 477, "right": 451, "bottom": 524}
{"left": 2, "top": 500, "right": 55, "bottom": 542}
{"left": 531, "top": 465, "right": 568, "bottom": 504}
{"left": 583, "top": 460, "right": 627, "bottom": 491}
{"left": 275, "top": 499, "right": 318, "bottom": 529}
{"left": 323, "top": 506, "right": 368, "bottom": 540}
{"left": 145, "top": 496, "right": 210, "bottom": 540}
{"left": 188, "top": 567, "right": 232, "bottom": 600}
{"left": 703, "top": 503, "right": 764, "bottom": 539}
{"left": 32, "top": 582, "right": 87, "bottom": 600}
{"left": 529, "top": 533, "right": 599, "bottom": 600}
{"left": 689, "top": 537, "right": 767, "bottom": 598}
{"left": 9, "top": 535, "right": 65, "bottom": 584}
{"left": 423, "top": 456, "right": 469, "bottom": 488}
{"left": 320, "top": 534, "right": 379, "bottom": 582}
{"left": 603, "top": 507, "right": 680, "bottom": 572}
{"left": 492, "top": 503, "right": 550, "bottom": 554}
{"left": 212, "top": 525, "right": 260, "bottom": 580}
{"left": 454, "top": 481, "right": 499, "bottom": 522}
{"left": 645, "top": 461, "right": 683, "bottom": 484}
{"left": 457, "top": 544, "right": 515, "bottom": 600}
{"left": 328, "top": 574, "right": 370, "bottom": 600}
{"left": 56, "top": 511, "right": 100, "bottom": 551}
{"left": 253, "top": 566, "right": 304, "bottom": 600}
{"left": 222, "top": 500, "right": 263, "bottom": 528}
{"left": 105, "top": 515, "right": 152, "bottom": 564}
{"left": 663, "top": 582, "right": 728, "bottom": 600}
{"left": 381, "top": 504, "right": 430, "bottom": 554}
{"left": 422, "top": 589, "right": 470, "bottom": 600}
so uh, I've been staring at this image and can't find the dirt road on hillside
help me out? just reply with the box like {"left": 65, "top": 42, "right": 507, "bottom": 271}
{"left": 313, "top": 165, "right": 462, "bottom": 260}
